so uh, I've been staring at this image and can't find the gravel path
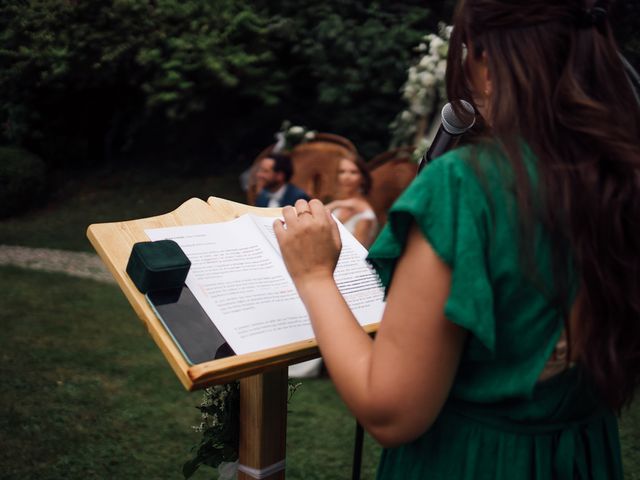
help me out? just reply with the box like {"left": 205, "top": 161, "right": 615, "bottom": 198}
{"left": 0, "top": 245, "right": 115, "bottom": 284}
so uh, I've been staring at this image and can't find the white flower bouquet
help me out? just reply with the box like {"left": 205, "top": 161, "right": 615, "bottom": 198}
{"left": 389, "top": 22, "right": 452, "bottom": 156}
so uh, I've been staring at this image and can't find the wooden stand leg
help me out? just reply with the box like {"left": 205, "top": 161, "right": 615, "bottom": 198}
{"left": 238, "top": 368, "right": 288, "bottom": 480}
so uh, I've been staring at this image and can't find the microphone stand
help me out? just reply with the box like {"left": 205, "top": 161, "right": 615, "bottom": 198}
{"left": 352, "top": 421, "right": 364, "bottom": 480}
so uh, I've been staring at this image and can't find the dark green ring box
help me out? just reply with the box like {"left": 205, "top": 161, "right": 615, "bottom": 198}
{"left": 126, "top": 239, "right": 191, "bottom": 294}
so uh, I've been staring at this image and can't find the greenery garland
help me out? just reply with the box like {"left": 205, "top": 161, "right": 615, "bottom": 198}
{"left": 183, "top": 380, "right": 301, "bottom": 479}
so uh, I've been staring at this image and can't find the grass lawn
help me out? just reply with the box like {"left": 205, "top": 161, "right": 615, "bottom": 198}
{"left": 0, "top": 168, "right": 247, "bottom": 252}
{"left": 1, "top": 265, "right": 638, "bottom": 479}
{"left": 0, "top": 266, "right": 382, "bottom": 479}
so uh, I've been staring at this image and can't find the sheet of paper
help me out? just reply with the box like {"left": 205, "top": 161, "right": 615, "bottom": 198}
{"left": 146, "top": 215, "right": 313, "bottom": 355}
{"left": 249, "top": 214, "right": 386, "bottom": 327}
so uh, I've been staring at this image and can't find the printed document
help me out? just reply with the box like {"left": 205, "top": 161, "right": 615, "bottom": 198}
{"left": 145, "top": 214, "right": 385, "bottom": 355}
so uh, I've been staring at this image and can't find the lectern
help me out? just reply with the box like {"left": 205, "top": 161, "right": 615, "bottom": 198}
{"left": 87, "top": 197, "right": 377, "bottom": 479}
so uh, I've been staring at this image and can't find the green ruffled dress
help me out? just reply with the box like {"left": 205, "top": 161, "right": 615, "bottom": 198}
{"left": 366, "top": 143, "right": 623, "bottom": 480}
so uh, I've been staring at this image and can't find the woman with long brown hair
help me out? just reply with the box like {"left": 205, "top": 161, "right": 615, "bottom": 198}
{"left": 326, "top": 157, "right": 379, "bottom": 249}
{"left": 274, "top": 0, "right": 640, "bottom": 478}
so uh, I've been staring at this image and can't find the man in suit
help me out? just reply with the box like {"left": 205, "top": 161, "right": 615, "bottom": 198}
{"left": 255, "top": 152, "right": 310, "bottom": 207}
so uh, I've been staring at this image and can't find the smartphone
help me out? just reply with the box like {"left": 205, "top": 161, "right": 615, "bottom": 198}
{"left": 146, "top": 286, "right": 235, "bottom": 365}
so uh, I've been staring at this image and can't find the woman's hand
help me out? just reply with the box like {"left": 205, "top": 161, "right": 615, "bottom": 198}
{"left": 274, "top": 199, "right": 342, "bottom": 285}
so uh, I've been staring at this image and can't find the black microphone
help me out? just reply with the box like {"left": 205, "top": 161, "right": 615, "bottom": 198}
{"left": 418, "top": 100, "right": 476, "bottom": 172}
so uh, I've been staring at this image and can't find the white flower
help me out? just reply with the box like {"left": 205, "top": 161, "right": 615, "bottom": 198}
{"left": 400, "top": 110, "right": 414, "bottom": 122}
{"left": 418, "top": 55, "right": 432, "bottom": 69}
{"left": 430, "top": 36, "right": 444, "bottom": 52}
{"left": 419, "top": 71, "right": 436, "bottom": 88}
{"left": 408, "top": 66, "right": 418, "bottom": 83}
{"left": 288, "top": 126, "right": 304, "bottom": 135}
{"left": 403, "top": 84, "right": 417, "bottom": 100}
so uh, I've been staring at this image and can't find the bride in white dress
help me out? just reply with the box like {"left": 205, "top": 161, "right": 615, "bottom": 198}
{"left": 326, "top": 157, "right": 379, "bottom": 249}
{"left": 288, "top": 157, "right": 379, "bottom": 378}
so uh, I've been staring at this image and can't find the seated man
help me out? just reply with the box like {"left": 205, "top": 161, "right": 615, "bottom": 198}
{"left": 255, "top": 153, "right": 310, "bottom": 207}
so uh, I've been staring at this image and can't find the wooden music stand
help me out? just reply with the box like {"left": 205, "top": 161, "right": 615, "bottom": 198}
{"left": 87, "top": 196, "right": 377, "bottom": 480}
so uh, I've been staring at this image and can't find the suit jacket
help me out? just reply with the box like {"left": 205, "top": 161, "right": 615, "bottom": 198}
{"left": 255, "top": 183, "right": 310, "bottom": 208}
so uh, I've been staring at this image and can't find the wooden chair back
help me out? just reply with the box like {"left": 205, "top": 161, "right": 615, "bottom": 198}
{"left": 246, "top": 133, "right": 358, "bottom": 205}
{"left": 366, "top": 147, "right": 418, "bottom": 226}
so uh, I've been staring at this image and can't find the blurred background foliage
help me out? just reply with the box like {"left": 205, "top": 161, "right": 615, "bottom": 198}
{"left": 0, "top": 0, "right": 637, "bottom": 180}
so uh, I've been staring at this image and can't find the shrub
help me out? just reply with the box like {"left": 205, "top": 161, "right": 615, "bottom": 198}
{"left": 0, "top": 147, "right": 47, "bottom": 218}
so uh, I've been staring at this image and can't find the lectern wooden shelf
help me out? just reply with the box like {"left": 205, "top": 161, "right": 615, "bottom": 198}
{"left": 87, "top": 196, "right": 377, "bottom": 480}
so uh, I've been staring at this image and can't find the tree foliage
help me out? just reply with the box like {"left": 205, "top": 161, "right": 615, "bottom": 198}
{"left": 0, "top": 0, "right": 637, "bottom": 172}
{"left": 0, "top": 1, "right": 435, "bottom": 169}
{"left": 0, "top": 0, "right": 281, "bottom": 169}
{"left": 253, "top": 1, "right": 432, "bottom": 159}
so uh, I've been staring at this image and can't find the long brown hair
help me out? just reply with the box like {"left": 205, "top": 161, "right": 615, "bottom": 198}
{"left": 447, "top": 0, "right": 640, "bottom": 410}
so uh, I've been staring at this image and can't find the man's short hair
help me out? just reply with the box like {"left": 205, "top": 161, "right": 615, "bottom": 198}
{"left": 268, "top": 152, "right": 294, "bottom": 183}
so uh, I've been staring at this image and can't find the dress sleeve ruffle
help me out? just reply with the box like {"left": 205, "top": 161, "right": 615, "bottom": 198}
{"left": 367, "top": 151, "right": 496, "bottom": 354}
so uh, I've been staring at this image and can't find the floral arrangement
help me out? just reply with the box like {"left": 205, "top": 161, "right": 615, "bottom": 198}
{"left": 273, "top": 120, "right": 317, "bottom": 153}
{"left": 183, "top": 380, "right": 301, "bottom": 480}
{"left": 389, "top": 23, "right": 452, "bottom": 156}
{"left": 183, "top": 382, "right": 240, "bottom": 479}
